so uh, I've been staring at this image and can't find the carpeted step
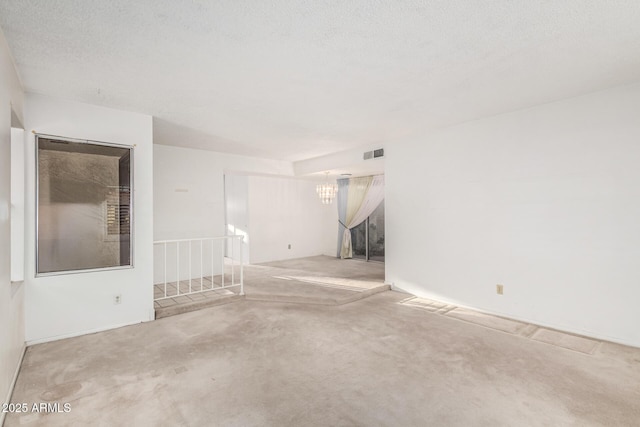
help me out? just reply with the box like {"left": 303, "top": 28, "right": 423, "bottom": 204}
{"left": 245, "top": 284, "right": 390, "bottom": 305}
{"left": 155, "top": 294, "right": 243, "bottom": 319}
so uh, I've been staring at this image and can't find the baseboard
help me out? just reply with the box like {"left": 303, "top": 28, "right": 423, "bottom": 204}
{"left": 439, "top": 300, "right": 639, "bottom": 348}
{"left": 26, "top": 319, "right": 144, "bottom": 346}
{"left": 387, "top": 283, "right": 412, "bottom": 294}
{"left": 1, "top": 344, "right": 26, "bottom": 427}
{"left": 400, "top": 287, "right": 639, "bottom": 348}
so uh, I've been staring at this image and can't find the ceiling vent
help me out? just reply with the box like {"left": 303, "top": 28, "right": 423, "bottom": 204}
{"left": 363, "top": 148, "right": 384, "bottom": 160}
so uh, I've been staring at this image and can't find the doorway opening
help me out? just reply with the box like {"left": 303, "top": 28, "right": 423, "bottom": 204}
{"left": 351, "top": 201, "right": 384, "bottom": 262}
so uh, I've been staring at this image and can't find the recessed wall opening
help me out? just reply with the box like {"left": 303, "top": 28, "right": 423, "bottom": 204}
{"left": 36, "top": 135, "right": 133, "bottom": 275}
{"left": 337, "top": 174, "right": 385, "bottom": 262}
{"left": 350, "top": 200, "right": 385, "bottom": 262}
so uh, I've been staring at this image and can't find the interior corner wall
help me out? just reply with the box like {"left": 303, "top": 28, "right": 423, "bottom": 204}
{"left": 247, "top": 175, "right": 338, "bottom": 264}
{"left": 0, "top": 27, "right": 25, "bottom": 416}
{"left": 154, "top": 144, "right": 293, "bottom": 241}
{"left": 153, "top": 144, "right": 294, "bottom": 266}
{"left": 10, "top": 128, "right": 25, "bottom": 282}
{"left": 224, "top": 174, "right": 251, "bottom": 264}
{"left": 24, "top": 94, "right": 154, "bottom": 344}
{"left": 386, "top": 82, "right": 640, "bottom": 347}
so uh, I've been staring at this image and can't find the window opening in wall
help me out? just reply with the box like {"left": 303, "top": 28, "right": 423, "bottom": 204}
{"left": 36, "top": 135, "right": 133, "bottom": 275}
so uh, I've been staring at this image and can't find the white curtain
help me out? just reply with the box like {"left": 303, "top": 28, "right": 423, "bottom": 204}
{"left": 340, "top": 175, "right": 385, "bottom": 259}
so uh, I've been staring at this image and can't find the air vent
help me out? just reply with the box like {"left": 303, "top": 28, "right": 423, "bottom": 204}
{"left": 363, "top": 148, "right": 384, "bottom": 160}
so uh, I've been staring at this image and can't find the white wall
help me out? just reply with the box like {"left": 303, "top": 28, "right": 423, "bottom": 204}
{"left": 153, "top": 144, "right": 294, "bottom": 274}
{"left": 224, "top": 174, "right": 251, "bottom": 264}
{"left": 293, "top": 143, "right": 385, "bottom": 178}
{"left": 10, "top": 127, "right": 24, "bottom": 282}
{"left": 0, "top": 27, "right": 25, "bottom": 422}
{"left": 386, "top": 82, "right": 640, "bottom": 347}
{"left": 153, "top": 145, "right": 337, "bottom": 268}
{"left": 24, "top": 94, "right": 154, "bottom": 344}
{"left": 247, "top": 175, "right": 337, "bottom": 264}
{"left": 154, "top": 144, "right": 293, "bottom": 241}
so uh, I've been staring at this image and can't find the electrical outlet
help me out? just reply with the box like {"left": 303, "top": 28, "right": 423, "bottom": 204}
{"left": 288, "top": 244, "right": 291, "bottom": 249}
{"left": 496, "top": 284, "right": 504, "bottom": 295}
{"left": 114, "top": 294, "right": 122, "bottom": 304}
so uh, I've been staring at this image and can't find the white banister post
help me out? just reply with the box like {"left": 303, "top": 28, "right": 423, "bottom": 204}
{"left": 221, "top": 238, "right": 225, "bottom": 288}
{"left": 188, "top": 241, "right": 192, "bottom": 293}
{"left": 239, "top": 235, "right": 244, "bottom": 296}
{"left": 177, "top": 242, "right": 181, "bottom": 295}
{"left": 211, "top": 239, "right": 216, "bottom": 289}
{"left": 231, "top": 237, "right": 234, "bottom": 288}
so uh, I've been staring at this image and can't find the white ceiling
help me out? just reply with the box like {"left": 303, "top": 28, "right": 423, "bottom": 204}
{"left": 1, "top": 1, "right": 639, "bottom": 162}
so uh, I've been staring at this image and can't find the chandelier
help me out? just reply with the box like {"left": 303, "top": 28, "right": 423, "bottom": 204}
{"left": 316, "top": 172, "right": 338, "bottom": 204}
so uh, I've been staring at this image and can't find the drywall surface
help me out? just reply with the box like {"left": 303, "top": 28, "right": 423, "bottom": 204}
{"left": 23, "top": 94, "right": 154, "bottom": 344}
{"left": 10, "top": 127, "right": 24, "bottom": 282}
{"left": 224, "top": 174, "right": 251, "bottom": 264}
{"left": 293, "top": 143, "right": 385, "bottom": 178}
{"left": 153, "top": 145, "right": 336, "bottom": 267}
{"left": 0, "top": 27, "right": 25, "bottom": 421}
{"left": 247, "top": 175, "right": 337, "bottom": 264}
{"left": 154, "top": 144, "right": 293, "bottom": 241}
{"left": 4, "top": 2, "right": 640, "bottom": 162}
{"left": 153, "top": 144, "right": 293, "bottom": 274}
{"left": 386, "top": 82, "right": 640, "bottom": 347}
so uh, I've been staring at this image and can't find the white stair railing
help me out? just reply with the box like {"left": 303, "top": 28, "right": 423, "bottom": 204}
{"left": 153, "top": 235, "right": 244, "bottom": 301}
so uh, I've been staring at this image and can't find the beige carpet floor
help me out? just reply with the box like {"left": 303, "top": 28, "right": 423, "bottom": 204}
{"left": 154, "top": 256, "right": 388, "bottom": 318}
{"left": 400, "top": 297, "right": 605, "bottom": 355}
{"left": 6, "top": 290, "right": 640, "bottom": 426}
{"left": 242, "top": 258, "right": 387, "bottom": 305}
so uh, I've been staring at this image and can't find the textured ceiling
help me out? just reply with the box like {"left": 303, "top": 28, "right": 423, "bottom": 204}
{"left": 1, "top": 1, "right": 640, "bottom": 161}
